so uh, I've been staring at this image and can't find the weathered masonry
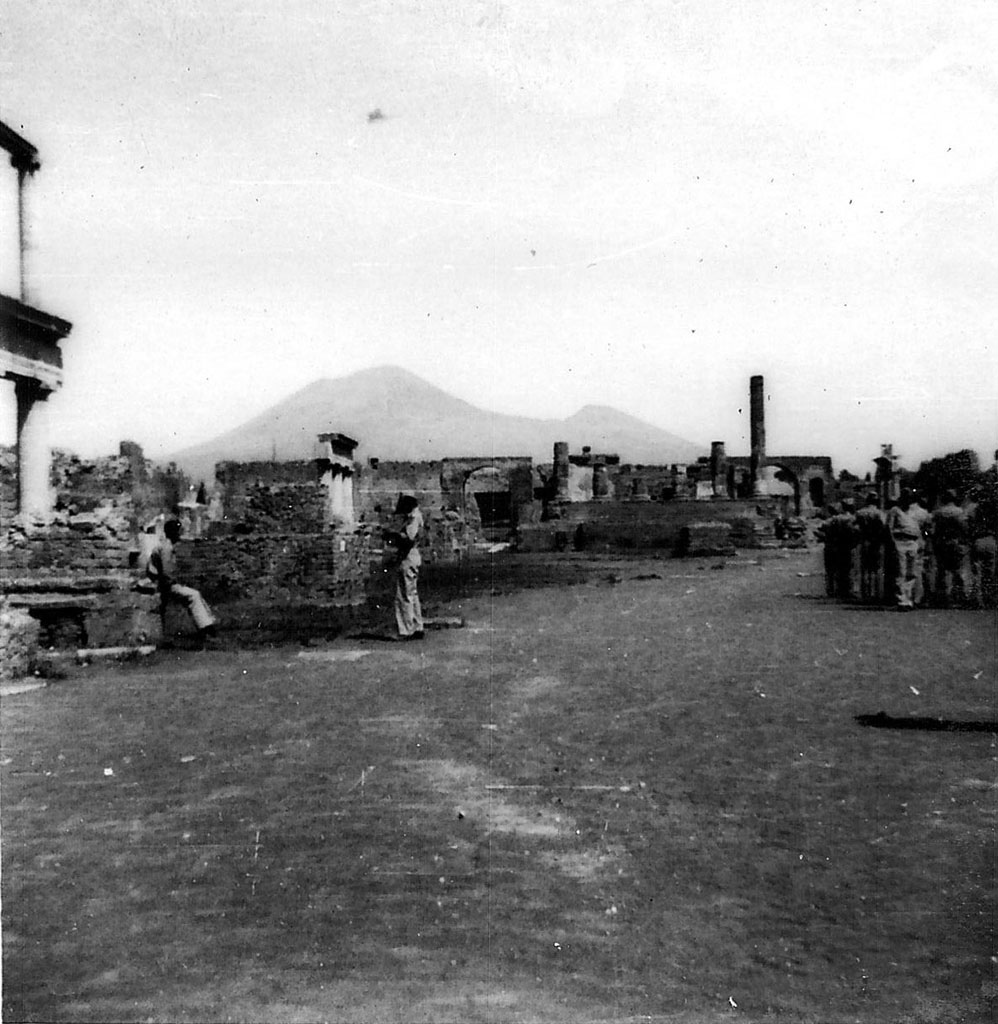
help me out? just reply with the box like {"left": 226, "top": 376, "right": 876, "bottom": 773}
{"left": 522, "top": 376, "right": 839, "bottom": 552}
{"left": 0, "top": 121, "right": 73, "bottom": 519}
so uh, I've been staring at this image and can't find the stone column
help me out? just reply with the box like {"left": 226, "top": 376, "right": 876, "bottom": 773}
{"left": 15, "top": 377, "right": 52, "bottom": 517}
{"left": 710, "top": 441, "right": 728, "bottom": 498}
{"left": 12, "top": 150, "right": 40, "bottom": 303}
{"left": 553, "top": 442, "right": 570, "bottom": 502}
{"left": 17, "top": 165, "right": 29, "bottom": 302}
{"left": 592, "top": 460, "right": 610, "bottom": 500}
{"left": 341, "top": 469, "right": 354, "bottom": 525}
{"left": 326, "top": 466, "right": 355, "bottom": 526}
{"left": 750, "top": 375, "right": 766, "bottom": 496}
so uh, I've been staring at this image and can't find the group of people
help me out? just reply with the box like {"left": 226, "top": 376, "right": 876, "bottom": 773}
{"left": 145, "top": 494, "right": 427, "bottom": 644}
{"left": 818, "top": 488, "right": 996, "bottom": 610}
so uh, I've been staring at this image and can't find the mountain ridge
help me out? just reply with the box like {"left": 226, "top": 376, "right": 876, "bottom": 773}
{"left": 169, "top": 366, "right": 706, "bottom": 482}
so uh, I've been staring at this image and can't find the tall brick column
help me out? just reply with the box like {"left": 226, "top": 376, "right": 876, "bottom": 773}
{"left": 750, "top": 375, "right": 766, "bottom": 496}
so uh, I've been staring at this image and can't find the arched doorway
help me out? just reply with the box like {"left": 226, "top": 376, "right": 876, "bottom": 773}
{"left": 464, "top": 466, "right": 512, "bottom": 540}
{"left": 772, "top": 465, "right": 801, "bottom": 515}
{"left": 808, "top": 477, "right": 825, "bottom": 510}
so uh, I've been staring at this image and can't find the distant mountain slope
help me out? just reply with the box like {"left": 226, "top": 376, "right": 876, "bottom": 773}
{"left": 169, "top": 366, "right": 706, "bottom": 482}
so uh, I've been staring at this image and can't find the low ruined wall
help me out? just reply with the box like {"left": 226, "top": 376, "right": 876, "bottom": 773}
{"left": 1, "top": 504, "right": 161, "bottom": 649}
{"left": 175, "top": 528, "right": 379, "bottom": 605}
{"left": 519, "top": 499, "right": 778, "bottom": 552}
{"left": 52, "top": 447, "right": 189, "bottom": 525}
{"left": 0, "top": 443, "right": 190, "bottom": 530}
{"left": 611, "top": 465, "right": 682, "bottom": 502}
{"left": 2, "top": 506, "right": 135, "bottom": 576}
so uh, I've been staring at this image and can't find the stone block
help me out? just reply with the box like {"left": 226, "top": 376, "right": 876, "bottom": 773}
{"left": 676, "top": 521, "right": 736, "bottom": 557}
{"left": 0, "top": 602, "right": 42, "bottom": 681}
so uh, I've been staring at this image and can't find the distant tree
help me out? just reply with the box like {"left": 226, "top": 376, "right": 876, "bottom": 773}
{"left": 838, "top": 469, "right": 859, "bottom": 482}
{"left": 196, "top": 482, "right": 208, "bottom": 505}
{"left": 914, "top": 449, "right": 982, "bottom": 505}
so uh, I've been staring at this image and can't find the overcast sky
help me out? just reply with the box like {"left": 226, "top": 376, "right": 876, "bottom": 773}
{"left": 2, "top": 0, "right": 995, "bottom": 474}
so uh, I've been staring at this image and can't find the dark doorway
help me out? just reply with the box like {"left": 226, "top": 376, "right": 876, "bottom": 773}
{"left": 474, "top": 491, "right": 511, "bottom": 529}
{"left": 809, "top": 477, "right": 825, "bottom": 509}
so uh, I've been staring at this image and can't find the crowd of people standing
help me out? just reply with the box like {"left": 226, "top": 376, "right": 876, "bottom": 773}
{"left": 817, "top": 487, "right": 996, "bottom": 610}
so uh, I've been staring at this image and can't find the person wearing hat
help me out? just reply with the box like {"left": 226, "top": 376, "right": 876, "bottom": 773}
{"left": 146, "top": 518, "right": 218, "bottom": 642}
{"left": 931, "top": 490, "right": 971, "bottom": 607}
{"left": 885, "top": 489, "right": 923, "bottom": 610}
{"left": 390, "top": 495, "right": 425, "bottom": 640}
{"left": 832, "top": 498, "right": 860, "bottom": 601}
{"left": 854, "top": 492, "right": 886, "bottom": 604}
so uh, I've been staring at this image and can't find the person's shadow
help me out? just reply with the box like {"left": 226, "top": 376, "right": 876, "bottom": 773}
{"left": 856, "top": 711, "right": 998, "bottom": 733}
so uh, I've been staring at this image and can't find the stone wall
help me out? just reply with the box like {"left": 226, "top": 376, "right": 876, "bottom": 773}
{"left": 0, "top": 442, "right": 195, "bottom": 651}
{"left": 355, "top": 460, "right": 445, "bottom": 516}
{"left": 52, "top": 445, "right": 189, "bottom": 525}
{"left": 0, "top": 446, "right": 16, "bottom": 525}
{"left": 0, "top": 602, "right": 41, "bottom": 680}
{"left": 214, "top": 460, "right": 327, "bottom": 533}
{"left": 355, "top": 459, "right": 484, "bottom": 561}
{"left": 610, "top": 465, "right": 680, "bottom": 502}
{"left": 519, "top": 499, "right": 779, "bottom": 552}
{"left": 175, "top": 527, "right": 379, "bottom": 605}
{"left": 1, "top": 503, "right": 161, "bottom": 648}
{"left": 0, "top": 442, "right": 190, "bottom": 529}
{"left": 2, "top": 504, "right": 135, "bottom": 576}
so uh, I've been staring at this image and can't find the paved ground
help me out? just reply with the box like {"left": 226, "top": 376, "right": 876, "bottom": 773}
{"left": 2, "top": 548, "right": 995, "bottom": 1023}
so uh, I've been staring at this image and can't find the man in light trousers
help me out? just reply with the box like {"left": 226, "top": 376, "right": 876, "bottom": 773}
{"left": 146, "top": 518, "right": 217, "bottom": 641}
{"left": 392, "top": 495, "right": 424, "bottom": 641}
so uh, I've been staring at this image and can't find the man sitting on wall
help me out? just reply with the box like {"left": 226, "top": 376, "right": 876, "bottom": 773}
{"left": 147, "top": 519, "right": 218, "bottom": 643}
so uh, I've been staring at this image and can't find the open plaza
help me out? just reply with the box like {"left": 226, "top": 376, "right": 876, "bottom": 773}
{"left": 3, "top": 547, "right": 995, "bottom": 1023}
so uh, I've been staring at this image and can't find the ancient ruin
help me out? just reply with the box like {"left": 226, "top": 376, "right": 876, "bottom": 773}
{"left": 0, "top": 129, "right": 844, "bottom": 677}
{"left": 0, "top": 121, "right": 73, "bottom": 519}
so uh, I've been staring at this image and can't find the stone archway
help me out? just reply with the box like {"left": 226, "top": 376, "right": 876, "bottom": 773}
{"left": 464, "top": 466, "right": 511, "bottom": 536}
{"left": 771, "top": 464, "right": 801, "bottom": 515}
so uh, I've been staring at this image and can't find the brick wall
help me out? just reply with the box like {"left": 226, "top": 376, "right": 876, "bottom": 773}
{"left": 0, "top": 447, "right": 15, "bottom": 526}
{"left": 355, "top": 460, "right": 484, "bottom": 562}
{"left": 213, "top": 460, "right": 327, "bottom": 533}
{"left": 51, "top": 446, "right": 189, "bottom": 525}
{"left": 355, "top": 460, "right": 445, "bottom": 515}
{"left": 0, "top": 502, "right": 162, "bottom": 649}
{"left": 176, "top": 527, "right": 379, "bottom": 605}
{"left": 2, "top": 504, "right": 135, "bottom": 576}
{"left": 1, "top": 443, "right": 190, "bottom": 529}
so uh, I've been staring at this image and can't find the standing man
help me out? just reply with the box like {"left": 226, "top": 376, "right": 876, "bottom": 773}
{"left": 968, "top": 484, "right": 997, "bottom": 608}
{"left": 146, "top": 519, "right": 218, "bottom": 641}
{"left": 854, "top": 493, "right": 886, "bottom": 604}
{"left": 834, "top": 499, "right": 861, "bottom": 601}
{"left": 885, "top": 489, "right": 923, "bottom": 611}
{"left": 815, "top": 504, "right": 841, "bottom": 598}
{"left": 907, "top": 491, "right": 933, "bottom": 606}
{"left": 391, "top": 495, "right": 425, "bottom": 641}
{"left": 932, "top": 490, "right": 971, "bottom": 607}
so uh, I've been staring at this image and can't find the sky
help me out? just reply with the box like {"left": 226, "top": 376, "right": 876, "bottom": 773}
{"left": 2, "top": 0, "right": 996, "bottom": 475}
